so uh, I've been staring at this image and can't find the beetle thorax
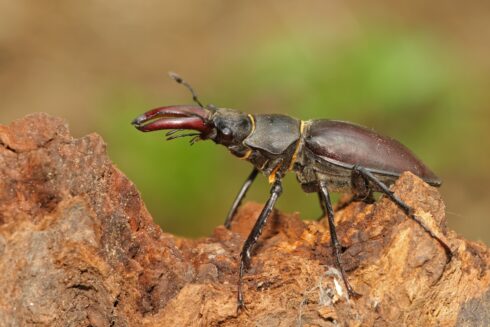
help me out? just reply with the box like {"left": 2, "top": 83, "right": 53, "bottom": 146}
{"left": 236, "top": 114, "right": 304, "bottom": 183}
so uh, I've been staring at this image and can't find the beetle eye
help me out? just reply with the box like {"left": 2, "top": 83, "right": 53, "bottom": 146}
{"left": 222, "top": 127, "right": 232, "bottom": 137}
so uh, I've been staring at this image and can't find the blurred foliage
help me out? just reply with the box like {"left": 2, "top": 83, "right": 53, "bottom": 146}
{"left": 98, "top": 25, "right": 482, "bottom": 238}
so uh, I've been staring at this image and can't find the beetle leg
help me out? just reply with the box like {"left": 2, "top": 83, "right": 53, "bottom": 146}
{"left": 224, "top": 168, "right": 259, "bottom": 229}
{"left": 237, "top": 178, "right": 283, "bottom": 312}
{"left": 318, "top": 180, "right": 361, "bottom": 298}
{"left": 317, "top": 192, "right": 327, "bottom": 220}
{"left": 352, "top": 165, "right": 453, "bottom": 261}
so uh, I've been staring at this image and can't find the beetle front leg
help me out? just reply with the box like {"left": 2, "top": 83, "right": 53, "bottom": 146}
{"left": 224, "top": 168, "right": 259, "bottom": 229}
{"left": 237, "top": 178, "right": 282, "bottom": 312}
{"left": 352, "top": 165, "right": 453, "bottom": 261}
{"left": 318, "top": 180, "right": 360, "bottom": 298}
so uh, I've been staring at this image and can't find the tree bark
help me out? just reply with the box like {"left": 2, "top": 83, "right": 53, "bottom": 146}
{"left": 0, "top": 113, "right": 488, "bottom": 326}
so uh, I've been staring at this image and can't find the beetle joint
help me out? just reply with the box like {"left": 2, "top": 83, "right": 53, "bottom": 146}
{"left": 238, "top": 114, "right": 256, "bottom": 161}
{"left": 268, "top": 164, "right": 283, "bottom": 184}
{"left": 238, "top": 149, "right": 252, "bottom": 160}
{"left": 288, "top": 120, "right": 305, "bottom": 171}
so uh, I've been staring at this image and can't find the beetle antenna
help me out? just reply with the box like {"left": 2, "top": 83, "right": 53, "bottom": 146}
{"left": 168, "top": 72, "right": 205, "bottom": 108}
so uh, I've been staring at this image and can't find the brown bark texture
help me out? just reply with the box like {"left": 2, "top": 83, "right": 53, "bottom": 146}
{"left": 0, "top": 113, "right": 489, "bottom": 327}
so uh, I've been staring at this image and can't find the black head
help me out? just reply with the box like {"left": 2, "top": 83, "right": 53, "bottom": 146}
{"left": 207, "top": 108, "right": 252, "bottom": 147}
{"left": 132, "top": 73, "right": 253, "bottom": 150}
{"left": 131, "top": 105, "right": 252, "bottom": 151}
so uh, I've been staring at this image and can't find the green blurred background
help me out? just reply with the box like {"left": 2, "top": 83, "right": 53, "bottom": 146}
{"left": 0, "top": 1, "right": 488, "bottom": 244}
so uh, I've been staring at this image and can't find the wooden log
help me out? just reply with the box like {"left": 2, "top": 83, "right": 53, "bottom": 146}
{"left": 0, "top": 113, "right": 488, "bottom": 326}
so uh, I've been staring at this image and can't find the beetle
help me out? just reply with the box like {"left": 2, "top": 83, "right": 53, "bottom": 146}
{"left": 132, "top": 73, "right": 452, "bottom": 310}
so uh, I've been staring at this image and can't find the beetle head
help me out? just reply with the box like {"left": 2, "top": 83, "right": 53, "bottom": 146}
{"left": 132, "top": 73, "right": 252, "bottom": 150}
{"left": 132, "top": 105, "right": 252, "bottom": 148}
{"left": 207, "top": 108, "right": 252, "bottom": 147}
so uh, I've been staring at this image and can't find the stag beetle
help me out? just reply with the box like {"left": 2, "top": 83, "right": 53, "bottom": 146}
{"left": 132, "top": 73, "right": 452, "bottom": 310}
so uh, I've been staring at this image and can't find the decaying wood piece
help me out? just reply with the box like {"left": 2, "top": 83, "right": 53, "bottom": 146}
{"left": 0, "top": 113, "right": 488, "bottom": 326}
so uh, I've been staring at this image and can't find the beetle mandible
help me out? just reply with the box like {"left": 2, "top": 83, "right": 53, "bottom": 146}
{"left": 132, "top": 73, "right": 452, "bottom": 310}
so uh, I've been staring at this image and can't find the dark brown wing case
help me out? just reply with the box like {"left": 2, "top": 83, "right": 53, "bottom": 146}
{"left": 304, "top": 120, "right": 441, "bottom": 186}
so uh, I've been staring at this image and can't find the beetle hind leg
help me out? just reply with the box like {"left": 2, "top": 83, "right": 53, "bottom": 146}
{"left": 352, "top": 165, "right": 453, "bottom": 261}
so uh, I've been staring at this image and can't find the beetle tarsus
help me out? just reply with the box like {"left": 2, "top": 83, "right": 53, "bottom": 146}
{"left": 236, "top": 295, "right": 248, "bottom": 314}
{"left": 237, "top": 178, "right": 282, "bottom": 312}
{"left": 352, "top": 165, "right": 453, "bottom": 261}
{"left": 225, "top": 168, "right": 259, "bottom": 229}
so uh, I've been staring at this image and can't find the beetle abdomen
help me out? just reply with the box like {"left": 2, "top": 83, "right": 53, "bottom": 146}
{"left": 304, "top": 120, "right": 441, "bottom": 186}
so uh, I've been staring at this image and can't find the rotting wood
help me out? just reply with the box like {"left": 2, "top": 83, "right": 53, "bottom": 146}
{"left": 0, "top": 113, "right": 488, "bottom": 326}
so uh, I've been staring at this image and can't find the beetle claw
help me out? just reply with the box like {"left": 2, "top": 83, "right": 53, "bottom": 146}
{"left": 131, "top": 115, "right": 147, "bottom": 126}
{"left": 131, "top": 105, "right": 213, "bottom": 135}
{"left": 236, "top": 294, "right": 248, "bottom": 314}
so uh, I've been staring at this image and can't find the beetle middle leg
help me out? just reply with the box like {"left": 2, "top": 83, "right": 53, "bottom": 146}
{"left": 317, "top": 192, "right": 327, "bottom": 219}
{"left": 224, "top": 168, "right": 259, "bottom": 229}
{"left": 237, "top": 177, "right": 282, "bottom": 311}
{"left": 352, "top": 165, "right": 453, "bottom": 260}
{"left": 318, "top": 170, "right": 374, "bottom": 219}
{"left": 318, "top": 179, "right": 360, "bottom": 298}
